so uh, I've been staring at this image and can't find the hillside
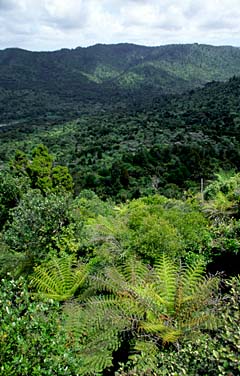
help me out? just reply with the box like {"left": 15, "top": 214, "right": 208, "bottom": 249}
{"left": 1, "top": 43, "right": 240, "bottom": 123}
{"left": 1, "top": 42, "right": 240, "bottom": 376}
{"left": 1, "top": 76, "right": 240, "bottom": 200}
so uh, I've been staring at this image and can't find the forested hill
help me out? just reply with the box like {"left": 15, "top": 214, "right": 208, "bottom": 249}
{"left": 1, "top": 44, "right": 240, "bottom": 375}
{"left": 1, "top": 43, "right": 240, "bottom": 123}
{"left": 1, "top": 76, "right": 240, "bottom": 200}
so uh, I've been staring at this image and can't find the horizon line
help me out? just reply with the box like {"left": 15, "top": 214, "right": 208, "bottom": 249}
{"left": 1, "top": 42, "right": 240, "bottom": 53}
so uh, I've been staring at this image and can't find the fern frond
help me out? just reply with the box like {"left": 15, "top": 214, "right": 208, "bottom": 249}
{"left": 179, "top": 275, "right": 219, "bottom": 320}
{"left": 196, "top": 275, "right": 219, "bottom": 297}
{"left": 86, "top": 295, "right": 121, "bottom": 313}
{"left": 106, "top": 266, "right": 130, "bottom": 292}
{"left": 179, "top": 312, "right": 218, "bottom": 332}
{"left": 64, "top": 298, "right": 124, "bottom": 375}
{"left": 154, "top": 253, "right": 177, "bottom": 310}
{"left": 127, "top": 339, "right": 159, "bottom": 375}
{"left": 181, "top": 259, "right": 206, "bottom": 297}
{"left": 62, "top": 254, "right": 220, "bottom": 375}
{"left": 121, "top": 257, "right": 149, "bottom": 286}
{"left": 78, "top": 352, "right": 114, "bottom": 375}
{"left": 31, "top": 255, "right": 89, "bottom": 301}
{"left": 133, "top": 339, "right": 158, "bottom": 355}
{"left": 139, "top": 321, "right": 167, "bottom": 333}
{"left": 161, "top": 327, "right": 182, "bottom": 344}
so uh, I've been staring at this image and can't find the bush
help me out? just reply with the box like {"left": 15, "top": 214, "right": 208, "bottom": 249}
{"left": 0, "top": 275, "right": 81, "bottom": 375}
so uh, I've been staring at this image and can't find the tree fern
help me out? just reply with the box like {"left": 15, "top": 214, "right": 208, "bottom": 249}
{"left": 121, "top": 256, "right": 149, "bottom": 286}
{"left": 33, "top": 254, "right": 219, "bottom": 375}
{"left": 74, "top": 254, "right": 220, "bottom": 376}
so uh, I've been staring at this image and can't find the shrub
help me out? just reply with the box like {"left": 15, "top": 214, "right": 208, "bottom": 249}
{"left": 0, "top": 275, "right": 81, "bottom": 375}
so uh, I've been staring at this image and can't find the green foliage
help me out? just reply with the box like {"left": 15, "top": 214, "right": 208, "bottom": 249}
{"left": 203, "top": 171, "right": 240, "bottom": 223}
{"left": 51, "top": 165, "right": 73, "bottom": 193}
{"left": 2, "top": 191, "right": 74, "bottom": 269}
{"left": 0, "top": 42, "right": 240, "bottom": 376}
{"left": 10, "top": 145, "right": 73, "bottom": 194}
{"left": 0, "top": 172, "right": 18, "bottom": 227}
{"left": 2, "top": 75, "right": 240, "bottom": 200}
{"left": 129, "top": 196, "right": 209, "bottom": 258}
{"left": 72, "top": 190, "right": 114, "bottom": 220}
{"left": 116, "top": 276, "right": 240, "bottom": 376}
{"left": 202, "top": 172, "right": 240, "bottom": 256}
{"left": 116, "top": 340, "right": 159, "bottom": 376}
{"left": 0, "top": 241, "right": 33, "bottom": 278}
{"left": 9, "top": 150, "right": 29, "bottom": 176}
{"left": 0, "top": 170, "right": 28, "bottom": 229}
{"left": 64, "top": 299, "right": 124, "bottom": 375}
{"left": 0, "top": 276, "right": 81, "bottom": 375}
{"left": 26, "top": 144, "right": 53, "bottom": 192}
{"left": 1, "top": 44, "right": 240, "bottom": 125}
{"left": 64, "top": 255, "right": 219, "bottom": 375}
{"left": 204, "top": 170, "right": 240, "bottom": 200}
{"left": 88, "top": 195, "right": 210, "bottom": 264}
{"left": 128, "top": 211, "right": 181, "bottom": 261}
{"left": 31, "top": 255, "right": 89, "bottom": 301}
{"left": 203, "top": 191, "right": 237, "bottom": 222}
{"left": 138, "top": 276, "right": 240, "bottom": 376}
{"left": 210, "top": 220, "right": 240, "bottom": 256}
{"left": 215, "top": 276, "right": 240, "bottom": 374}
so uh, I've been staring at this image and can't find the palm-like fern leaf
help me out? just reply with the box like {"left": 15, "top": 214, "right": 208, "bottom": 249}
{"left": 161, "top": 328, "right": 182, "bottom": 344}
{"left": 63, "top": 297, "right": 125, "bottom": 375}
{"left": 31, "top": 255, "right": 89, "bottom": 301}
{"left": 154, "top": 253, "right": 178, "bottom": 312}
{"left": 181, "top": 258, "right": 206, "bottom": 297}
{"left": 121, "top": 256, "right": 149, "bottom": 285}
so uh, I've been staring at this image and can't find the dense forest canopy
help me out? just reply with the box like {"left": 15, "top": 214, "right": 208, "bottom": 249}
{"left": 1, "top": 43, "right": 240, "bottom": 124}
{"left": 0, "top": 43, "right": 240, "bottom": 375}
{"left": 1, "top": 75, "right": 240, "bottom": 200}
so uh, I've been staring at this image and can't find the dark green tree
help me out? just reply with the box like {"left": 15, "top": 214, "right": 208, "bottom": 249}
{"left": 0, "top": 170, "right": 28, "bottom": 230}
{"left": 26, "top": 144, "right": 53, "bottom": 192}
{"left": 2, "top": 191, "right": 73, "bottom": 271}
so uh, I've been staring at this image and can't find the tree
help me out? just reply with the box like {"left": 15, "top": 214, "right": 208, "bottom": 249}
{"left": 26, "top": 144, "right": 53, "bottom": 192}
{"left": 52, "top": 165, "right": 73, "bottom": 193}
{"left": 0, "top": 170, "right": 23, "bottom": 229}
{"left": 2, "top": 191, "right": 73, "bottom": 272}
{"left": 11, "top": 145, "right": 73, "bottom": 194}
{"left": 10, "top": 149, "right": 29, "bottom": 176}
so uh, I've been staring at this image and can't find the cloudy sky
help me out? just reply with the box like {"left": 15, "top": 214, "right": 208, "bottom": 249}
{"left": 0, "top": 0, "right": 239, "bottom": 51}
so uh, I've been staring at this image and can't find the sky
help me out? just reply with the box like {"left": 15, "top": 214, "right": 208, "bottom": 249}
{"left": 0, "top": 0, "right": 240, "bottom": 51}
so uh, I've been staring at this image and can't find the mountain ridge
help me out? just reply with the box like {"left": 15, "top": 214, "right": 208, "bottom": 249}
{"left": 1, "top": 42, "right": 240, "bottom": 123}
{"left": 2, "top": 41, "right": 239, "bottom": 52}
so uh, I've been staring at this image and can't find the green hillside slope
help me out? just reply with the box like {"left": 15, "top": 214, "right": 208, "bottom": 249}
{"left": 1, "top": 43, "right": 240, "bottom": 124}
{"left": 1, "top": 76, "right": 240, "bottom": 200}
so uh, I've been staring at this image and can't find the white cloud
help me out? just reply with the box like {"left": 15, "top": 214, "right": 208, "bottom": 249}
{"left": 0, "top": 0, "right": 239, "bottom": 50}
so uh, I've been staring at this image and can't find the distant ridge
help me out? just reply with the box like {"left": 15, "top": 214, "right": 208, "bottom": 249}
{"left": 1, "top": 43, "right": 240, "bottom": 123}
